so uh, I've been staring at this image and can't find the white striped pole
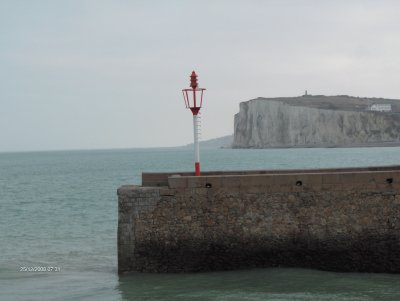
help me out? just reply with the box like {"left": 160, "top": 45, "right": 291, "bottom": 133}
{"left": 193, "top": 114, "right": 200, "bottom": 176}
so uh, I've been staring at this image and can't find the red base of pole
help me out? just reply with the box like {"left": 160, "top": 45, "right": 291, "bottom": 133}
{"left": 195, "top": 162, "right": 200, "bottom": 176}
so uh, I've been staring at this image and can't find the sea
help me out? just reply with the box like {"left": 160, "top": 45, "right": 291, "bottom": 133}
{"left": 1, "top": 147, "right": 400, "bottom": 301}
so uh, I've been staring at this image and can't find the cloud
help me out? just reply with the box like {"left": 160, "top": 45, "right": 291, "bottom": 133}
{"left": 2, "top": 0, "right": 400, "bottom": 151}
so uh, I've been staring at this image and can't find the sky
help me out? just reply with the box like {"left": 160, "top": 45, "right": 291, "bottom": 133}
{"left": 2, "top": 0, "right": 400, "bottom": 152}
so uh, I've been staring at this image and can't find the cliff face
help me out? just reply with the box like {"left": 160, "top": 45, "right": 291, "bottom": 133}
{"left": 233, "top": 96, "right": 400, "bottom": 148}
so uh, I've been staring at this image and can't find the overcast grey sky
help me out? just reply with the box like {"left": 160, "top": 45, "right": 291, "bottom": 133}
{"left": 1, "top": 0, "right": 400, "bottom": 152}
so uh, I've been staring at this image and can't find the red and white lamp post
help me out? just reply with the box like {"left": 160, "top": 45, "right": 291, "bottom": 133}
{"left": 182, "top": 71, "right": 206, "bottom": 176}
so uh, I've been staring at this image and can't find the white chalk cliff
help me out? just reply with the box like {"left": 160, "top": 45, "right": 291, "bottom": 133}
{"left": 233, "top": 95, "right": 400, "bottom": 148}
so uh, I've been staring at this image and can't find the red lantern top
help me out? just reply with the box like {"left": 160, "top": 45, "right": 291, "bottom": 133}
{"left": 190, "top": 71, "right": 198, "bottom": 89}
{"left": 182, "top": 70, "right": 206, "bottom": 115}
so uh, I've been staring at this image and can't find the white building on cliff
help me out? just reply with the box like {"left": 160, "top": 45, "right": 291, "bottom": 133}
{"left": 369, "top": 104, "right": 392, "bottom": 112}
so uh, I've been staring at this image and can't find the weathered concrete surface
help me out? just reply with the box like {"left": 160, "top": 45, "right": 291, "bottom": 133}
{"left": 233, "top": 96, "right": 400, "bottom": 148}
{"left": 118, "top": 167, "right": 400, "bottom": 274}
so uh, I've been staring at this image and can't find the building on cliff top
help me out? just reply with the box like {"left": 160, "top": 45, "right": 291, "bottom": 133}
{"left": 369, "top": 104, "right": 392, "bottom": 112}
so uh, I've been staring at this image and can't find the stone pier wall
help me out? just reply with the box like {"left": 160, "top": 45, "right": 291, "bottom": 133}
{"left": 118, "top": 167, "right": 400, "bottom": 274}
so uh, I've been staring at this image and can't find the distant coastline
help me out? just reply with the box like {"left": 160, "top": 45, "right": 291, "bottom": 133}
{"left": 181, "top": 134, "right": 233, "bottom": 149}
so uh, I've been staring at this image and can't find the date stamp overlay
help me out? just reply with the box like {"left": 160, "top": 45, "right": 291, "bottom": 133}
{"left": 20, "top": 266, "right": 61, "bottom": 272}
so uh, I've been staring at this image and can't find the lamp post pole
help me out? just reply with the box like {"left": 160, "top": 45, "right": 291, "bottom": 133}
{"left": 193, "top": 109, "right": 200, "bottom": 176}
{"left": 182, "top": 71, "right": 206, "bottom": 176}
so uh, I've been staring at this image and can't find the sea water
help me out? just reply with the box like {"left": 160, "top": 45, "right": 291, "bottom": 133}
{"left": 1, "top": 147, "right": 400, "bottom": 301}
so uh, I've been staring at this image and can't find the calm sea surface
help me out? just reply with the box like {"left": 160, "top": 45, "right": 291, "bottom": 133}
{"left": 1, "top": 147, "right": 400, "bottom": 301}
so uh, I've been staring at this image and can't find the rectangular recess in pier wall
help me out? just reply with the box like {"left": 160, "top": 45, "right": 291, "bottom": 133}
{"left": 118, "top": 167, "right": 400, "bottom": 274}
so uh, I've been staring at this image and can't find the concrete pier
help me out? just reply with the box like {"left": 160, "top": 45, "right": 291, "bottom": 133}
{"left": 118, "top": 166, "right": 400, "bottom": 274}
